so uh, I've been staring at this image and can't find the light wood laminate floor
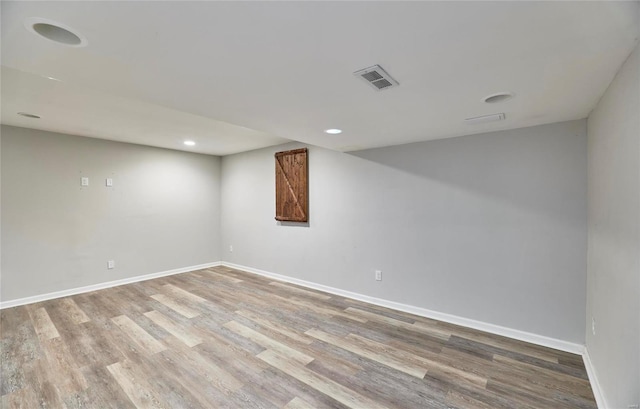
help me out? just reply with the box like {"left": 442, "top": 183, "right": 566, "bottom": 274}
{"left": 1, "top": 266, "right": 596, "bottom": 408}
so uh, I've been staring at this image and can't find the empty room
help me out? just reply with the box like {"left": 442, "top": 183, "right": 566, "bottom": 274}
{"left": 1, "top": 1, "right": 638, "bottom": 408}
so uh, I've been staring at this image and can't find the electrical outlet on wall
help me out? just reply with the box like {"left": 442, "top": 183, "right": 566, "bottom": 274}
{"left": 107, "top": 260, "right": 115, "bottom": 269}
{"left": 229, "top": 245, "right": 233, "bottom": 252}
{"left": 591, "top": 317, "right": 596, "bottom": 335}
{"left": 375, "top": 270, "right": 382, "bottom": 281}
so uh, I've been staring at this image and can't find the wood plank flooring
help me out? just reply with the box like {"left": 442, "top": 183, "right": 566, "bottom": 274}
{"left": 0, "top": 266, "right": 596, "bottom": 408}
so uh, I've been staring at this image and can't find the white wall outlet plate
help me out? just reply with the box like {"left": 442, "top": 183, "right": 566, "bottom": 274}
{"left": 375, "top": 270, "right": 382, "bottom": 281}
{"left": 107, "top": 260, "right": 115, "bottom": 269}
{"left": 106, "top": 178, "right": 113, "bottom": 187}
{"left": 81, "top": 177, "right": 89, "bottom": 186}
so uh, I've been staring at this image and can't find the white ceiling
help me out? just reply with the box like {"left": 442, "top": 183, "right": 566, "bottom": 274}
{"left": 1, "top": 1, "right": 638, "bottom": 155}
{"left": 1, "top": 67, "right": 288, "bottom": 155}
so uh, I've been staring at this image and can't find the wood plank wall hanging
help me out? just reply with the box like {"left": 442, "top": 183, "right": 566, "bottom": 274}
{"left": 275, "top": 148, "right": 308, "bottom": 222}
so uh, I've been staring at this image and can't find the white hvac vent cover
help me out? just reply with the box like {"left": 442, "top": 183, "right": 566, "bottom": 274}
{"left": 353, "top": 65, "right": 399, "bottom": 91}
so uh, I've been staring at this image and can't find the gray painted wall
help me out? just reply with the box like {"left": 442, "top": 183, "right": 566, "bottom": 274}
{"left": 586, "top": 42, "right": 640, "bottom": 408}
{"left": 221, "top": 120, "right": 588, "bottom": 343}
{"left": 1, "top": 125, "right": 221, "bottom": 301}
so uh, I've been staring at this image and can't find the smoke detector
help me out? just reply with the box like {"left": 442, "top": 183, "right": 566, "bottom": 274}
{"left": 353, "top": 65, "right": 399, "bottom": 91}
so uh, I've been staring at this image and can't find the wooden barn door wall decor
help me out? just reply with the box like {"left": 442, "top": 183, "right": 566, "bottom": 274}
{"left": 275, "top": 148, "right": 308, "bottom": 222}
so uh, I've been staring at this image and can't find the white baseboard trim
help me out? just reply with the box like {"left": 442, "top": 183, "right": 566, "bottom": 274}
{"left": 0, "top": 261, "right": 221, "bottom": 309}
{"left": 222, "top": 261, "right": 585, "bottom": 355}
{"left": 1, "top": 260, "right": 585, "bottom": 356}
{"left": 583, "top": 348, "right": 607, "bottom": 409}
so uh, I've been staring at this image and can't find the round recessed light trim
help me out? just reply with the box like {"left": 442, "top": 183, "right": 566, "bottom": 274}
{"left": 184, "top": 140, "right": 196, "bottom": 146}
{"left": 483, "top": 92, "right": 514, "bottom": 104}
{"left": 324, "top": 128, "right": 343, "bottom": 135}
{"left": 17, "top": 112, "right": 41, "bottom": 119}
{"left": 24, "top": 17, "right": 87, "bottom": 47}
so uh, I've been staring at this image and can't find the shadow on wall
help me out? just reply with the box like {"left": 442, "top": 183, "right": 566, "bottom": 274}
{"left": 347, "top": 120, "right": 587, "bottom": 224}
{"left": 277, "top": 221, "right": 310, "bottom": 228}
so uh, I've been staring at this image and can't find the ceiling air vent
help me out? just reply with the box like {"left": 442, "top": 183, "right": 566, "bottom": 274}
{"left": 354, "top": 65, "right": 399, "bottom": 91}
{"left": 464, "top": 113, "right": 506, "bottom": 125}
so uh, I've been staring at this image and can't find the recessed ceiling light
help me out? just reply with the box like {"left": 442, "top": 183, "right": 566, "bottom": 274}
{"left": 17, "top": 112, "right": 40, "bottom": 119}
{"left": 483, "top": 92, "right": 514, "bottom": 104}
{"left": 324, "top": 129, "right": 342, "bottom": 135}
{"left": 184, "top": 140, "right": 196, "bottom": 146}
{"left": 24, "top": 17, "right": 87, "bottom": 47}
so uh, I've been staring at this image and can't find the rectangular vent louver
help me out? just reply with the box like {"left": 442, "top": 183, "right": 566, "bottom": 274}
{"left": 464, "top": 113, "right": 506, "bottom": 125}
{"left": 354, "top": 65, "right": 399, "bottom": 91}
